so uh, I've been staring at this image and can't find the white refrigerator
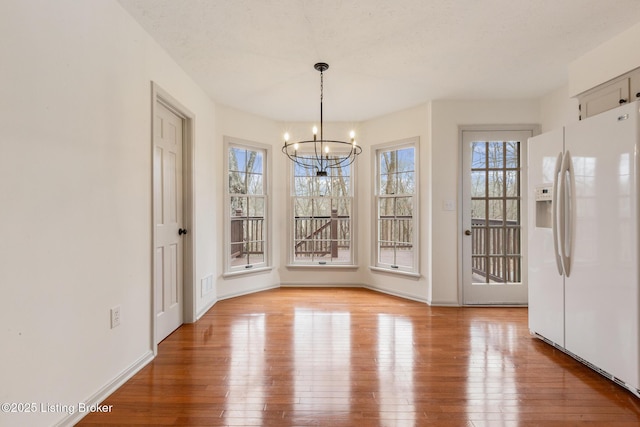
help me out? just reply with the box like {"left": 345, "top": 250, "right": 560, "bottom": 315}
{"left": 528, "top": 101, "right": 640, "bottom": 397}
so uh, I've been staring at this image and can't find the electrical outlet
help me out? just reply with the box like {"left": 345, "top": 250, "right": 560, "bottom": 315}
{"left": 110, "top": 305, "right": 121, "bottom": 329}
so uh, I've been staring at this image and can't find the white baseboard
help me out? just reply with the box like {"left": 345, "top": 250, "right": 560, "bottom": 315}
{"left": 279, "top": 282, "right": 362, "bottom": 288}
{"left": 196, "top": 297, "right": 218, "bottom": 320}
{"left": 363, "top": 285, "right": 429, "bottom": 304}
{"left": 428, "top": 300, "right": 461, "bottom": 307}
{"left": 56, "top": 350, "right": 155, "bottom": 427}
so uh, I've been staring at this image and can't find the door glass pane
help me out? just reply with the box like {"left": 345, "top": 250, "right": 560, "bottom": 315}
{"left": 505, "top": 171, "right": 519, "bottom": 197}
{"left": 488, "top": 170, "right": 504, "bottom": 197}
{"left": 489, "top": 200, "right": 503, "bottom": 222}
{"left": 506, "top": 200, "right": 519, "bottom": 223}
{"left": 487, "top": 142, "right": 504, "bottom": 168}
{"left": 489, "top": 227, "right": 504, "bottom": 254}
{"left": 471, "top": 171, "right": 486, "bottom": 197}
{"left": 505, "top": 142, "right": 519, "bottom": 168}
{"left": 471, "top": 200, "right": 486, "bottom": 223}
{"left": 469, "top": 139, "right": 522, "bottom": 285}
{"left": 471, "top": 142, "right": 486, "bottom": 168}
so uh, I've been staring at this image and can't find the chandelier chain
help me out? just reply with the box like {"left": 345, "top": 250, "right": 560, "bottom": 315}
{"left": 320, "top": 69, "right": 324, "bottom": 103}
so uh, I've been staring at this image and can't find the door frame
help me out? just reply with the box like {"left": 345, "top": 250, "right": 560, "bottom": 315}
{"left": 457, "top": 124, "right": 540, "bottom": 306}
{"left": 151, "top": 82, "right": 196, "bottom": 353}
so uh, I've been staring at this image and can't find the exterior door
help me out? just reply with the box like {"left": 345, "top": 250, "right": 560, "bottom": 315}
{"left": 461, "top": 129, "right": 532, "bottom": 305}
{"left": 154, "top": 101, "right": 184, "bottom": 342}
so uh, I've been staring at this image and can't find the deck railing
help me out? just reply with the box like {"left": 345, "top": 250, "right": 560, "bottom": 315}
{"left": 294, "top": 209, "right": 345, "bottom": 258}
{"left": 231, "top": 211, "right": 417, "bottom": 260}
{"left": 231, "top": 209, "right": 264, "bottom": 258}
{"left": 471, "top": 218, "right": 521, "bottom": 283}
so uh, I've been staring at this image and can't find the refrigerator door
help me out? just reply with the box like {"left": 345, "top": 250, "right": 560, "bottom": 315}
{"left": 565, "top": 101, "right": 640, "bottom": 392}
{"left": 527, "top": 128, "right": 565, "bottom": 346}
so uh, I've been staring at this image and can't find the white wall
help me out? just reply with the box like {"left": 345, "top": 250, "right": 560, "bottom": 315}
{"left": 569, "top": 21, "right": 640, "bottom": 97}
{"left": 539, "top": 85, "right": 579, "bottom": 132}
{"left": 214, "top": 105, "right": 283, "bottom": 300}
{"left": 429, "top": 100, "right": 540, "bottom": 305}
{"left": 0, "top": 1, "right": 218, "bottom": 425}
{"left": 359, "top": 105, "right": 432, "bottom": 302}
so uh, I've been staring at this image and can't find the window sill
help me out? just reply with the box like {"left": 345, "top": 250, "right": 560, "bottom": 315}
{"left": 286, "top": 264, "right": 359, "bottom": 270}
{"left": 223, "top": 266, "right": 272, "bottom": 278}
{"left": 369, "top": 266, "right": 420, "bottom": 278}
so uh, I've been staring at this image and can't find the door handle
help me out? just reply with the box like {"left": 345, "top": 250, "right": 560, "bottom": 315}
{"left": 559, "top": 151, "right": 573, "bottom": 277}
{"left": 178, "top": 228, "right": 188, "bottom": 236}
{"left": 464, "top": 230, "right": 472, "bottom": 236}
{"left": 552, "top": 152, "right": 564, "bottom": 276}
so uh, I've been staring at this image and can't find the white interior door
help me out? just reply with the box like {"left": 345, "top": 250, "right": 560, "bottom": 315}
{"left": 461, "top": 129, "right": 531, "bottom": 305}
{"left": 154, "top": 101, "right": 184, "bottom": 342}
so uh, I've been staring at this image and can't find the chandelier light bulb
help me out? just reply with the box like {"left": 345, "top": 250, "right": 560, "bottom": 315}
{"left": 284, "top": 132, "right": 290, "bottom": 143}
{"left": 294, "top": 143, "right": 299, "bottom": 151}
{"left": 324, "top": 145, "right": 329, "bottom": 154}
{"left": 312, "top": 126, "right": 318, "bottom": 135}
{"left": 350, "top": 130, "right": 355, "bottom": 139}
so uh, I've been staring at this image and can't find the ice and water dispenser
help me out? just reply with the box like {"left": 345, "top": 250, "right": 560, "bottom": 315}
{"left": 535, "top": 184, "right": 553, "bottom": 228}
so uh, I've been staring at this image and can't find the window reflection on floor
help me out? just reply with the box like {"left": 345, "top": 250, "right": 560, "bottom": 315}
{"left": 377, "top": 314, "right": 415, "bottom": 426}
{"left": 466, "top": 319, "right": 519, "bottom": 422}
{"left": 225, "top": 314, "right": 266, "bottom": 424}
{"left": 294, "top": 309, "right": 351, "bottom": 415}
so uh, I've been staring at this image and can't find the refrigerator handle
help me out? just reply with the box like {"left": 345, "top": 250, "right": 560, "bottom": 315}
{"left": 559, "top": 150, "right": 573, "bottom": 277}
{"left": 552, "top": 152, "right": 564, "bottom": 276}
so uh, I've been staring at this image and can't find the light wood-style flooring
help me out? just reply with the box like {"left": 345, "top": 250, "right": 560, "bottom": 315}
{"left": 79, "top": 287, "right": 640, "bottom": 426}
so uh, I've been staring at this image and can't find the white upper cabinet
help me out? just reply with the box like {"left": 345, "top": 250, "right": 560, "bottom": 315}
{"left": 578, "top": 68, "right": 640, "bottom": 120}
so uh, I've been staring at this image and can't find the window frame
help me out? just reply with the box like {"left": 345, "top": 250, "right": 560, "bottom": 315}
{"left": 223, "top": 137, "right": 272, "bottom": 276}
{"left": 371, "top": 138, "right": 420, "bottom": 276}
{"left": 286, "top": 153, "right": 358, "bottom": 268}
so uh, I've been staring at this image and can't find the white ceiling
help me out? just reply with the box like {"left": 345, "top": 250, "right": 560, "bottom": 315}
{"left": 118, "top": 0, "right": 640, "bottom": 122}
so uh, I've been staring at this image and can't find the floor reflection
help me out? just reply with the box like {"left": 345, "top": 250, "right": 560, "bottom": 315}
{"left": 78, "top": 289, "right": 640, "bottom": 426}
{"left": 466, "top": 319, "right": 520, "bottom": 422}
{"left": 224, "top": 314, "right": 266, "bottom": 425}
{"left": 377, "top": 314, "right": 415, "bottom": 426}
{"left": 294, "top": 309, "right": 351, "bottom": 415}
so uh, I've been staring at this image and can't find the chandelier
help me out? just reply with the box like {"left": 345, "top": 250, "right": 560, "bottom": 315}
{"left": 282, "top": 62, "right": 362, "bottom": 176}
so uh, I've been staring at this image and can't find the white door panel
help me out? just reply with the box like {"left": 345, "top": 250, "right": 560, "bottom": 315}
{"left": 154, "top": 101, "right": 184, "bottom": 342}
{"left": 462, "top": 129, "right": 531, "bottom": 305}
{"left": 564, "top": 104, "right": 639, "bottom": 387}
{"left": 527, "top": 129, "right": 565, "bottom": 345}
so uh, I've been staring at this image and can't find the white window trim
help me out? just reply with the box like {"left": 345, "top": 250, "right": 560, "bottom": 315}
{"left": 371, "top": 137, "right": 420, "bottom": 275}
{"left": 223, "top": 136, "right": 272, "bottom": 276}
{"left": 286, "top": 152, "right": 358, "bottom": 267}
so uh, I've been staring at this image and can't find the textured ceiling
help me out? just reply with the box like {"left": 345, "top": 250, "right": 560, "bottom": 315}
{"left": 118, "top": 0, "right": 640, "bottom": 121}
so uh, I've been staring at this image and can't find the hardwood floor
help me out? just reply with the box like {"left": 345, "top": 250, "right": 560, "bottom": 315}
{"left": 79, "top": 288, "right": 640, "bottom": 426}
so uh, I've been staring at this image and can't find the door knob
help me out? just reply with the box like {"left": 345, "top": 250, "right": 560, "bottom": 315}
{"left": 464, "top": 230, "right": 472, "bottom": 236}
{"left": 178, "top": 228, "right": 188, "bottom": 235}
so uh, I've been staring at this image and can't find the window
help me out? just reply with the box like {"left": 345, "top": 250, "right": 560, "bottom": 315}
{"left": 374, "top": 140, "right": 418, "bottom": 274}
{"left": 290, "top": 157, "right": 355, "bottom": 265}
{"left": 225, "top": 139, "right": 269, "bottom": 274}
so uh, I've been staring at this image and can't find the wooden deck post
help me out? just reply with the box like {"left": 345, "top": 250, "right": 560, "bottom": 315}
{"left": 331, "top": 209, "right": 338, "bottom": 258}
